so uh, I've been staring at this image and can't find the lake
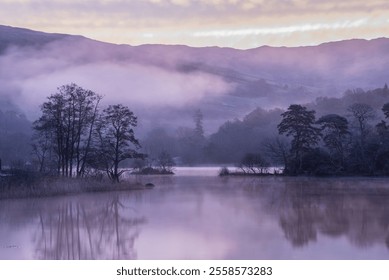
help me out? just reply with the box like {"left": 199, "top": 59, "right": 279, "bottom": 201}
{"left": 1, "top": 167, "right": 389, "bottom": 259}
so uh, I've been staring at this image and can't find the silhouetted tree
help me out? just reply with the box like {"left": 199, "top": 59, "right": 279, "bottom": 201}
{"left": 93, "top": 104, "right": 142, "bottom": 182}
{"left": 374, "top": 107, "right": 389, "bottom": 174}
{"left": 264, "top": 136, "right": 290, "bottom": 172}
{"left": 348, "top": 103, "right": 375, "bottom": 142}
{"left": 33, "top": 83, "right": 101, "bottom": 177}
{"left": 31, "top": 129, "right": 53, "bottom": 173}
{"left": 239, "top": 153, "right": 269, "bottom": 174}
{"left": 278, "top": 105, "right": 321, "bottom": 175}
{"left": 317, "top": 114, "right": 350, "bottom": 169}
{"left": 347, "top": 103, "right": 375, "bottom": 172}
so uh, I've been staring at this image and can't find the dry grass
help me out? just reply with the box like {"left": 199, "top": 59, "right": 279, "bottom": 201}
{"left": 0, "top": 174, "right": 146, "bottom": 200}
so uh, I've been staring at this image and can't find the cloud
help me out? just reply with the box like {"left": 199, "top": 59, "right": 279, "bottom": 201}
{"left": 1, "top": 0, "right": 389, "bottom": 48}
{"left": 193, "top": 19, "right": 369, "bottom": 38}
{"left": 0, "top": 38, "right": 233, "bottom": 118}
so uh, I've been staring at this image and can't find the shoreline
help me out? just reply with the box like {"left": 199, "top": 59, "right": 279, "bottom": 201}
{"left": 0, "top": 177, "right": 154, "bottom": 200}
{"left": 3, "top": 171, "right": 389, "bottom": 200}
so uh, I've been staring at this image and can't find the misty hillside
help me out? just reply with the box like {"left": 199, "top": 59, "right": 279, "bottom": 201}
{"left": 1, "top": 25, "right": 389, "bottom": 134}
{"left": 0, "top": 109, "right": 31, "bottom": 165}
{"left": 0, "top": 25, "right": 71, "bottom": 53}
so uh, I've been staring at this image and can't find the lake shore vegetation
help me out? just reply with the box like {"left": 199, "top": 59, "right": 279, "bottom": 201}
{"left": 0, "top": 169, "right": 149, "bottom": 200}
{"left": 3, "top": 84, "right": 389, "bottom": 198}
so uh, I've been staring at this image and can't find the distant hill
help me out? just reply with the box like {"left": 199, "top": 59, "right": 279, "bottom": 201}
{"left": 0, "top": 25, "right": 71, "bottom": 53}
{"left": 1, "top": 24, "right": 389, "bottom": 134}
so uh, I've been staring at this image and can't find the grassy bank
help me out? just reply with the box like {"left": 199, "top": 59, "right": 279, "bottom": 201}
{"left": 218, "top": 167, "right": 280, "bottom": 177}
{"left": 0, "top": 171, "right": 151, "bottom": 200}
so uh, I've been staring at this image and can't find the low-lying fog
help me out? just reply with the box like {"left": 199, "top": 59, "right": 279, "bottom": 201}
{"left": 1, "top": 174, "right": 389, "bottom": 259}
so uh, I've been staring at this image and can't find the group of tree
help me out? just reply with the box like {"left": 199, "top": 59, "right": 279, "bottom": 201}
{"left": 137, "top": 84, "right": 389, "bottom": 175}
{"left": 5, "top": 82, "right": 389, "bottom": 179}
{"left": 32, "top": 83, "right": 143, "bottom": 182}
{"left": 140, "top": 107, "right": 282, "bottom": 166}
{"left": 275, "top": 99, "right": 389, "bottom": 176}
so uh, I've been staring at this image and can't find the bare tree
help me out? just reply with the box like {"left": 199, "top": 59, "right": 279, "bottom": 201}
{"left": 33, "top": 83, "right": 101, "bottom": 177}
{"left": 93, "top": 104, "right": 143, "bottom": 182}
{"left": 239, "top": 153, "right": 269, "bottom": 174}
{"left": 31, "top": 129, "right": 53, "bottom": 173}
{"left": 264, "top": 136, "right": 290, "bottom": 173}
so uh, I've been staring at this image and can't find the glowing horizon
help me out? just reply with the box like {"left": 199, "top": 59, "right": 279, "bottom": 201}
{"left": 1, "top": 0, "right": 389, "bottom": 49}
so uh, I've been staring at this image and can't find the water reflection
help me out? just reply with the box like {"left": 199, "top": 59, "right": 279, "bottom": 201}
{"left": 242, "top": 177, "right": 389, "bottom": 251}
{"left": 1, "top": 176, "right": 389, "bottom": 259}
{"left": 33, "top": 195, "right": 146, "bottom": 259}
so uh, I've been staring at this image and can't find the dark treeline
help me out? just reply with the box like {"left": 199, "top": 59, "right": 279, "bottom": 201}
{"left": 275, "top": 97, "right": 389, "bottom": 176}
{"left": 141, "top": 107, "right": 283, "bottom": 166}
{"left": 141, "top": 84, "right": 389, "bottom": 175}
{"left": 2, "top": 83, "right": 389, "bottom": 182}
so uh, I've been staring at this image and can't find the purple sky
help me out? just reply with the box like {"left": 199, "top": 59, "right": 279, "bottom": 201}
{"left": 1, "top": 0, "right": 389, "bottom": 48}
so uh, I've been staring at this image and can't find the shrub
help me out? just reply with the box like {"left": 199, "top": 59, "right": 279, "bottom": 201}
{"left": 219, "top": 167, "right": 230, "bottom": 176}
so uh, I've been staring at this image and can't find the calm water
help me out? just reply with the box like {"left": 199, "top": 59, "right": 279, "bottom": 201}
{"left": 1, "top": 167, "right": 389, "bottom": 260}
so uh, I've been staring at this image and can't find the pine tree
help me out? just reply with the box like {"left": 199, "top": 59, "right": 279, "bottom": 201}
{"left": 278, "top": 104, "right": 321, "bottom": 174}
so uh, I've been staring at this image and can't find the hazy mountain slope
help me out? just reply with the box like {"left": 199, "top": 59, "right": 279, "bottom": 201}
{"left": 0, "top": 109, "right": 32, "bottom": 164}
{"left": 0, "top": 25, "right": 71, "bottom": 53}
{"left": 1, "top": 25, "right": 389, "bottom": 134}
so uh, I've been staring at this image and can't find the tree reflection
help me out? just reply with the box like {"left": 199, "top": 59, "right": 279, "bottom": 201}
{"left": 3, "top": 176, "right": 389, "bottom": 259}
{"left": 279, "top": 201, "right": 318, "bottom": 247}
{"left": 33, "top": 195, "right": 146, "bottom": 259}
{"left": 257, "top": 177, "right": 389, "bottom": 249}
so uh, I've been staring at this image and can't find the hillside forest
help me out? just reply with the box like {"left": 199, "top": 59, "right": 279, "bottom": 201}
{"left": 2, "top": 83, "right": 389, "bottom": 181}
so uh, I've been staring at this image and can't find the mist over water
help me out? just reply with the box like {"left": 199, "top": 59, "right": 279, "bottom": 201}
{"left": 2, "top": 28, "right": 389, "bottom": 133}
{"left": 2, "top": 27, "right": 389, "bottom": 261}
{"left": 1, "top": 170, "right": 389, "bottom": 260}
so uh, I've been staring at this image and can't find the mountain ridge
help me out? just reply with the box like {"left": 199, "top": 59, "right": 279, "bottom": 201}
{"left": 2, "top": 24, "right": 388, "bottom": 51}
{"left": 1, "top": 24, "right": 389, "bottom": 135}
